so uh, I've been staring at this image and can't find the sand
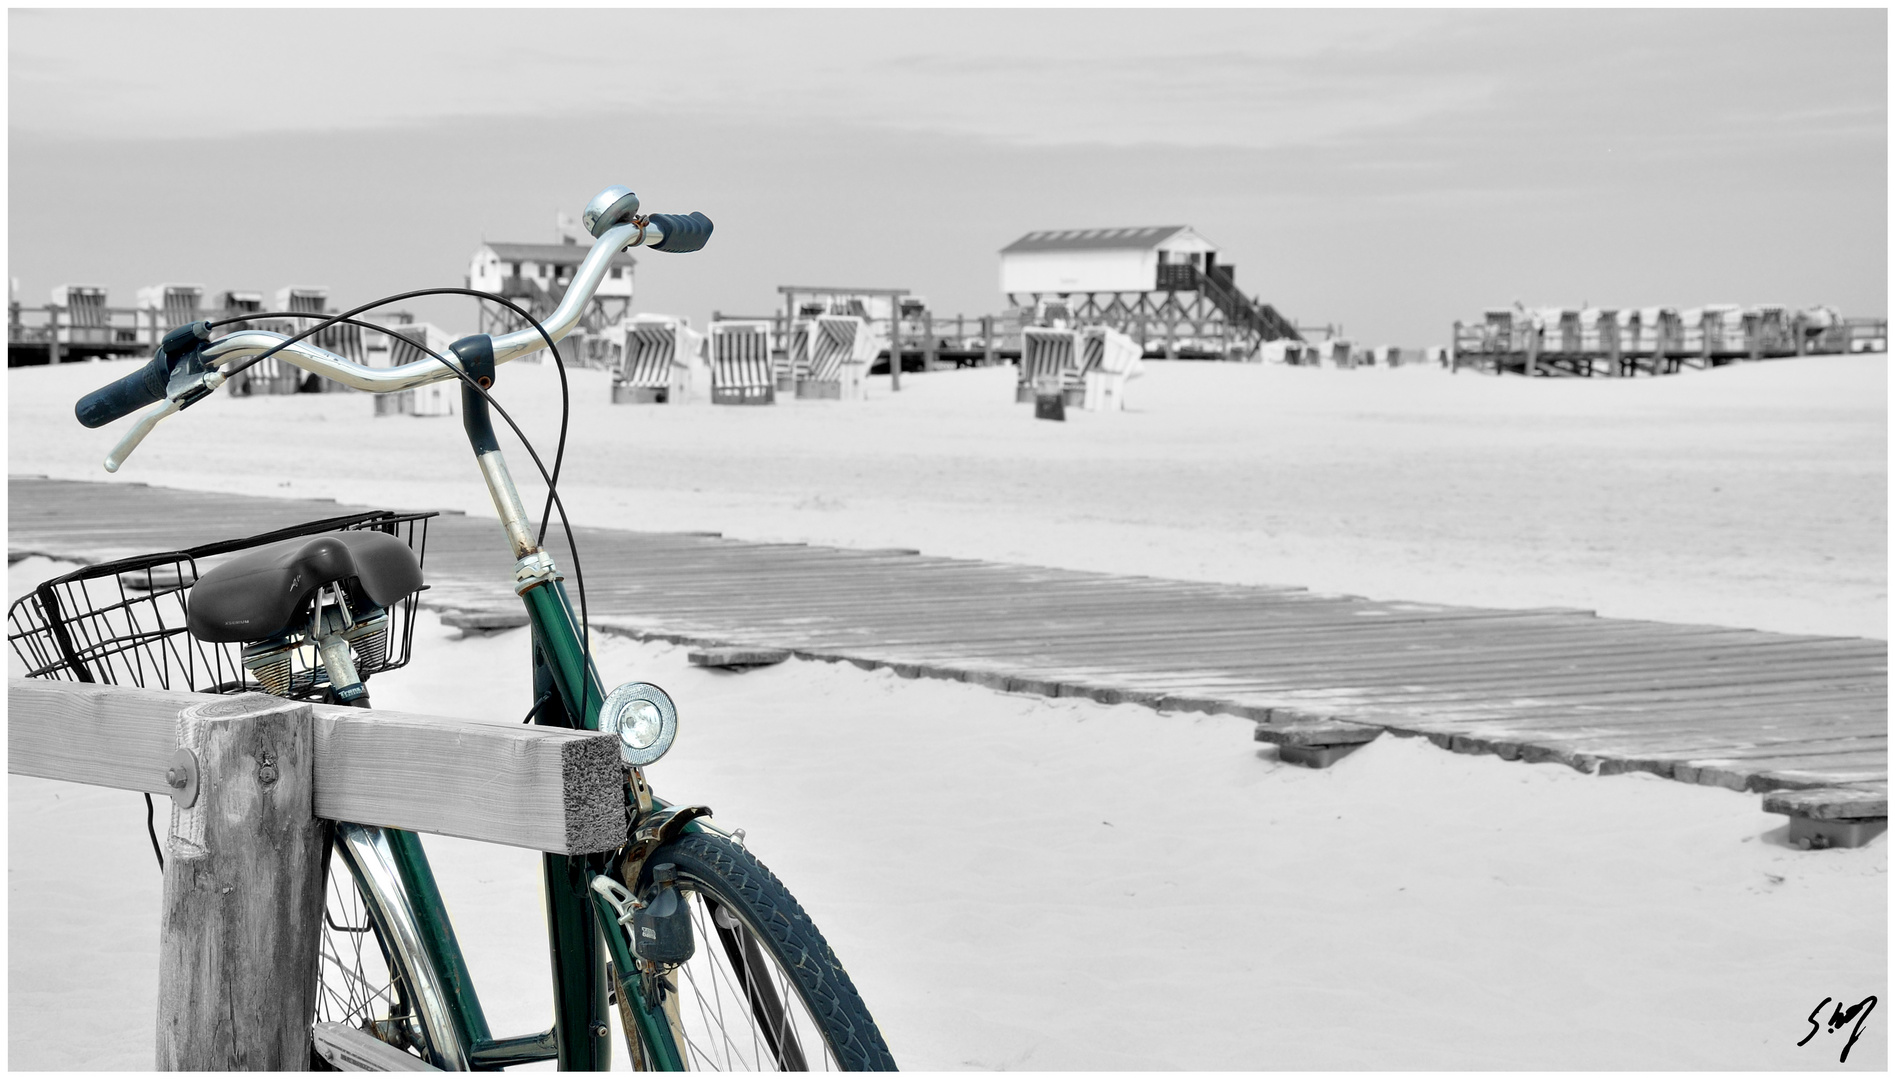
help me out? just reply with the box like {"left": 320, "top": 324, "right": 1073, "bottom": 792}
{"left": 6, "top": 356, "right": 1888, "bottom": 1069}
{"left": 8, "top": 354, "right": 1886, "bottom": 638}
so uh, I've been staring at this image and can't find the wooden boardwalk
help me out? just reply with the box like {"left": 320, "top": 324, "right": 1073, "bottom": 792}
{"left": 9, "top": 476, "right": 1887, "bottom": 814}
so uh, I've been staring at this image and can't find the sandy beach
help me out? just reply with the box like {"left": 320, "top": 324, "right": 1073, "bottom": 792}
{"left": 7, "top": 355, "right": 1887, "bottom": 1069}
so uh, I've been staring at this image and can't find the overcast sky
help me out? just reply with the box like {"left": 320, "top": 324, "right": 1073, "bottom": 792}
{"left": 9, "top": 8, "right": 1887, "bottom": 345}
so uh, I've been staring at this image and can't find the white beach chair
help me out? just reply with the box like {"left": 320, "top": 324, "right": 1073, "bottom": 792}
{"left": 707, "top": 320, "right": 776, "bottom": 405}
{"left": 1700, "top": 303, "right": 1745, "bottom": 361}
{"left": 1677, "top": 307, "right": 1717, "bottom": 368}
{"left": 1623, "top": 307, "right": 1680, "bottom": 373}
{"left": 1079, "top": 325, "right": 1143, "bottom": 411}
{"left": 1795, "top": 305, "right": 1846, "bottom": 354}
{"left": 1745, "top": 305, "right": 1793, "bottom": 357}
{"left": 615, "top": 316, "right": 707, "bottom": 404}
{"left": 799, "top": 315, "right": 872, "bottom": 400}
{"left": 135, "top": 283, "right": 206, "bottom": 341}
{"left": 51, "top": 285, "right": 112, "bottom": 345}
{"left": 1018, "top": 326, "right": 1086, "bottom": 404}
{"left": 372, "top": 324, "right": 456, "bottom": 416}
{"left": 786, "top": 319, "right": 813, "bottom": 386}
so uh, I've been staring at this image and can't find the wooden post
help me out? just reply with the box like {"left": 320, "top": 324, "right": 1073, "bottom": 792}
{"left": 47, "top": 304, "right": 62, "bottom": 365}
{"left": 1450, "top": 321, "right": 1461, "bottom": 373}
{"left": 889, "top": 293, "right": 903, "bottom": 391}
{"left": 923, "top": 310, "right": 936, "bottom": 372}
{"left": 780, "top": 292, "right": 795, "bottom": 383}
{"left": 983, "top": 315, "right": 996, "bottom": 367}
{"left": 156, "top": 694, "right": 326, "bottom": 1070}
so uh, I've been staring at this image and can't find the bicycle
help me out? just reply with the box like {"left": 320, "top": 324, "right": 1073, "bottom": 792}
{"left": 11, "top": 186, "right": 898, "bottom": 1071}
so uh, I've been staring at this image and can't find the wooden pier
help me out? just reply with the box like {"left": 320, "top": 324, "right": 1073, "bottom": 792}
{"left": 1452, "top": 307, "right": 1888, "bottom": 378}
{"left": 9, "top": 477, "right": 1886, "bottom": 834}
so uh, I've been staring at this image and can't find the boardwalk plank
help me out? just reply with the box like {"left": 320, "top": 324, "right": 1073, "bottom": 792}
{"left": 10, "top": 476, "right": 1884, "bottom": 797}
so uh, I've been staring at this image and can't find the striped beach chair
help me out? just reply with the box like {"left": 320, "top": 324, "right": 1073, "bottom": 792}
{"left": 784, "top": 318, "right": 815, "bottom": 389}
{"left": 52, "top": 285, "right": 112, "bottom": 346}
{"left": 136, "top": 283, "right": 205, "bottom": 340}
{"left": 798, "top": 316, "right": 871, "bottom": 400}
{"left": 1017, "top": 327, "right": 1085, "bottom": 404}
{"left": 614, "top": 316, "right": 706, "bottom": 404}
{"left": 1079, "top": 325, "right": 1143, "bottom": 412}
{"left": 373, "top": 324, "right": 455, "bottom": 417}
{"left": 707, "top": 320, "right": 776, "bottom": 405}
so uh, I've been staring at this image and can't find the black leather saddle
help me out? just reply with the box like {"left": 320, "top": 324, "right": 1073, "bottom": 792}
{"left": 186, "top": 531, "right": 424, "bottom": 644}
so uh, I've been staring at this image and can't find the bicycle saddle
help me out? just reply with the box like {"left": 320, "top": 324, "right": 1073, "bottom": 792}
{"left": 186, "top": 531, "right": 423, "bottom": 644}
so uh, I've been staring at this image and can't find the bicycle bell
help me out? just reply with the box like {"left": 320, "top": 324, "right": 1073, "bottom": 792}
{"left": 583, "top": 186, "right": 641, "bottom": 239}
{"left": 600, "top": 682, "right": 678, "bottom": 767}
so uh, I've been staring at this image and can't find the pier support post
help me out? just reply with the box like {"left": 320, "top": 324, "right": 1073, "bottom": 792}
{"left": 889, "top": 307, "right": 903, "bottom": 391}
{"left": 156, "top": 695, "right": 325, "bottom": 1070}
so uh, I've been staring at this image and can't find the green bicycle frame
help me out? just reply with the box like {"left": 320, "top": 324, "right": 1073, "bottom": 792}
{"left": 356, "top": 352, "right": 687, "bottom": 1071}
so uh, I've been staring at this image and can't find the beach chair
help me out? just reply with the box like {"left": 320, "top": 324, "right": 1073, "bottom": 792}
{"left": 1744, "top": 305, "right": 1793, "bottom": 358}
{"left": 266, "top": 286, "right": 365, "bottom": 390}
{"left": 1795, "top": 305, "right": 1847, "bottom": 354}
{"left": 1698, "top": 303, "right": 1745, "bottom": 363}
{"left": 1018, "top": 327, "right": 1086, "bottom": 404}
{"left": 372, "top": 324, "right": 456, "bottom": 416}
{"left": 614, "top": 316, "right": 706, "bottom": 404}
{"left": 1079, "top": 325, "right": 1143, "bottom": 411}
{"left": 799, "top": 315, "right": 872, "bottom": 400}
{"left": 51, "top": 285, "right": 112, "bottom": 346}
{"left": 135, "top": 284, "right": 205, "bottom": 343}
{"left": 785, "top": 317, "right": 815, "bottom": 389}
{"left": 707, "top": 320, "right": 776, "bottom": 405}
{"left": 1623, "top": 307, "right": 1679, "bottom": 374}
{"left": 221, "top": 290, "right": 300, "bottom": 396}
{"left": 1676, "top": 307, "right": 1720, "bottom": 369}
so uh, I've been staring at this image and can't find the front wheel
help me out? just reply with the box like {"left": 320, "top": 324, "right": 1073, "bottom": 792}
{"left": 633, "top": 831, "right": 896, "bottom": 1071}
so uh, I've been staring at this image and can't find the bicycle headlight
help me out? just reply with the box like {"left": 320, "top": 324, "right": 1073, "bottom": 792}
{"left": 600, "top": 682, "right": 677, "bottom": 767}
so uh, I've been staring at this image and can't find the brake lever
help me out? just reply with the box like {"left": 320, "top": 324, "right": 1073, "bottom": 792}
{"left": 103, "top": 369, "right": 226, "bottom": 473}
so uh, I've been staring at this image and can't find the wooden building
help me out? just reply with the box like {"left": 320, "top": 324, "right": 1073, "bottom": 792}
{"left": 998, "top": 226, "right": 1299, "bottom": 360}
{"left": 466, "top": 239, "right": 636, "bottom": 357}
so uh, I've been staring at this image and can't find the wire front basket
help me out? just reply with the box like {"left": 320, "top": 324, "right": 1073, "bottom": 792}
{"left": 8, "top": 510, "right": 434, "bottom": 699}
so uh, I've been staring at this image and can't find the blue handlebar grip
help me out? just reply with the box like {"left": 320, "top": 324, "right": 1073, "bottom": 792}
{"left": 650, "top": 212, "right": 713, "bottom": 254}
{"left": 75, "top": 355, "right": 171, "bottom": 429}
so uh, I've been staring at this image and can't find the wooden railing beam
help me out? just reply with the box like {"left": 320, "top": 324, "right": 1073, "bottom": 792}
{"left": 8, "top": 678, "right": 627, "bottom": 855}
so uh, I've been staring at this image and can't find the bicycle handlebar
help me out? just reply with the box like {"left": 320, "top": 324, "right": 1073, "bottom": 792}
{"left": 76, "top": 353, "right": 171, "bottom": 429}
{"left": 78, "top": 189, "right": 712, "bottom": 470}
{"left": 76, "top": 320, "right": 215, "bottom": 429}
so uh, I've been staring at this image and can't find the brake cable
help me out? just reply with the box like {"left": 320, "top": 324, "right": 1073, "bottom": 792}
{"left": 212, "top": 294, "right": 596, "bottom": 727}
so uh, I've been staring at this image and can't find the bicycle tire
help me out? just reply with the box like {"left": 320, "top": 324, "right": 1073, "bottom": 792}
{"left": 312, "top": 823, "right": 466, "bottom": 1070}
{"left": 634, "top": 831, "right": 897, "bottom": 1071}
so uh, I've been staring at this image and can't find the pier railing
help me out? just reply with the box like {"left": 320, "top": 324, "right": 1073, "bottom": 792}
{"left": 1451, "top": 310, "right": 1888, "bottom": 377}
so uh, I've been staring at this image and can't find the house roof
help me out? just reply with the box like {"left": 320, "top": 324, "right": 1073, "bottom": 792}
{"left": 481, "top": 241, "right": 638, "bottom": 268}
{"left": 1000, "top": 226, "right": 1189, "bottom": 255}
